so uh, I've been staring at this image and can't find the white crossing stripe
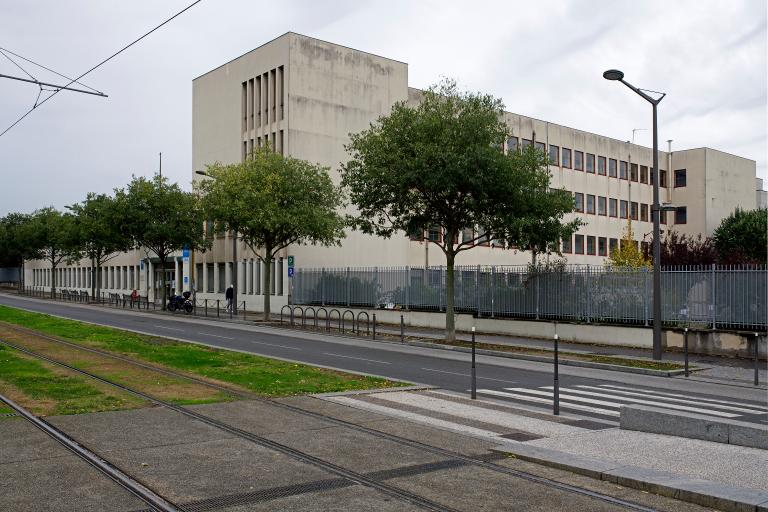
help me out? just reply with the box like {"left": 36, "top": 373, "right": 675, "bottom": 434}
{"left": 573, "top": 385, "right": 767, "bottom": 414}
{"left": 598, "top": 384, "right": 768, "bottom": 412}
{"left": 509, "top": 388, "right": 740, "bottom": 418}
{"left": 476, "top": 389, "right": 619, "bottom": 417}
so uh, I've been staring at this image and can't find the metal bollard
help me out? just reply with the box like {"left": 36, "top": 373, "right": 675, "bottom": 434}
{"left": 216, "top": 300, "right": 220, "bottom": 318}
{"left": 553, "top": 333, "right": 560, "bottom": 416}
{"left": 400, "top": 315, "right": 404, "bottom": 343}
{"left": 372, "top": 314, "right": 377, "bottom": 340}
{"left": 755, "top": 333, "right": 760, "bottom": 387}
{"left": 684, "top": 328, "right": 689, "bottom": 378}
{"left": 471, "top": 327, "right": 477, "bottom": 399}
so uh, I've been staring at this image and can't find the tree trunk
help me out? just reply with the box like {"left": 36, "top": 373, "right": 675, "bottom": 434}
{"left": 445, "top": 251, "right": 456, "bottom": 342}
{"left": 263, "top": 251, "right": 272, "bottom": 322}
{"left": 91, "top": 257, "right": 96, "bottom": 302}
{"left": 50, "top": 256, "right": 57, "bottom": 298}
{"left": 160, "top": 255, "right": 168, "bottom": 310}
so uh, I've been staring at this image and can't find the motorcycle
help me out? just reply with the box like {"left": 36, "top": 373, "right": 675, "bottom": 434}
{"left": 167, "top": 291, "right": 194, "bottom": 313}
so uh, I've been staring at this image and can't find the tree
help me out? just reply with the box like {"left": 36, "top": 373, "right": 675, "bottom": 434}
{"left": 24, "top": 208, "right": 82, "bottom": 297}
{"left": 341, "top": 78, "right": 577, "bottom": 341}
{"left": 117, "top": 175, "right": 209, "bottom": 310}
{"left": 198, "top": 146, "right": 346, "bottom": 321}
{"left": 642, "top": 230, "right": 717, "bottom": 266}
{"left": 606, "top": 220, "right": 651, "bottom": 268}
{"left": 68, "top": 193, "right": 132, "bottom": 300}
{"left": 0, "top": 213, "right": 33, "bottom": 289}
{"left": 713, "top": 208, "right": 767, "bottom": 264}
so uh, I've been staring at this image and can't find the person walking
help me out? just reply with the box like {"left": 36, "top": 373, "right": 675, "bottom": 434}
{"left": 225, "top": 284, "right": 234, "bottom": 312}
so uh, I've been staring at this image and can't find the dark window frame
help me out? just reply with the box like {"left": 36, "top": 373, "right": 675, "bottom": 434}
{"left": 574, "top": 150, "right": 584, "bottom": 171}
{"left": 620, "top": 160, "right": 628, "bottom": 180}
{"left": 573, "top": 192, "right": 584, "bottom": 213}
{"left": 549, "top": 145, "right": 559, "bottom": 166}
{"left": 630, "top": 163, "right": 638, "bottom": 182}
{"left": 640, "top": 165, "right": 648, "bottom": 184}
{"left": 574, "top": 234, "right": 585, "bottom": 254}
{"left": 675, "top": 206, "right": 687, "bottom": 224}
{"left": 608, "top": 158, "right": 617, "bottom": 178}
{"left": 562, "top": 148, "right": 572, "bottom": 169}
{"left": 598, "top": 237, "right": 607, "bottom": 256}
{"left": 630, "top": 201, "right": 639, "bottom": 221}
{"left": 562, "top": 236, "right": 572, "bottom": 254}
{"left": 597, "top": 196, "right": 607, "bottom": 216}
{"left": 586, "top": 153, "right": 595, "bottom": 174}
{"left": 586, "top": 194, "right": 596, "bottom": 214}
{"left": 675, "top": 169, "right": 687, "bottom": 188}
{"left": 620, "top": 200, "right": 628, "bottom": 219}
{"left": 640, "top": 203, "right": 649, "bottom": 222}
{"left": 587, "top": 235, "right": 596, "bottom": 255}
{"left": 609, "top": 198, "right": 618, "bottom": 217}
{"left": 597, "top": 156, "right": 607, "bottom": 176}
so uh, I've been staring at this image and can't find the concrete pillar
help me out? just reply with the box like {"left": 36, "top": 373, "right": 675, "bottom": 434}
{"left": 213, "top": 262, "right": 219, "bottom": 293}
{"left": 173, "top": 259, "right": 180, "bottom": 295}
{"left": 225, "top": 262, "right": 232, "bottom": 290}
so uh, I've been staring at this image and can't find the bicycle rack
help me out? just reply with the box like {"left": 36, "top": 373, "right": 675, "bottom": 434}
{"left": 280, "top": 305, "right": 292, "bottom": 325}
{"left": 342, "top": 310, "right": 355, "bottom": 333}
{"left": 328, "top": 309, "right": 341, "bottom": 332}
{"left": 356, "top": 311, "right": 370, "bottom": 336}
{"left": 304, "top": 307, "right": 317, "bottom": 328}
{"left": 293, "top": 306, "right": 304, "bottom": 328}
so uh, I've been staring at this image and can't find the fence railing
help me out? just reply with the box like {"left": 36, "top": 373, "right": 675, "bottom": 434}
{"left": 292, "top": 264, "right": 768, "bottom": 330}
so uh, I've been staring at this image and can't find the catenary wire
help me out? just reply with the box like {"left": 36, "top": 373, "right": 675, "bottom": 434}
{"left": 0, "top": 46, "right": 101, "bottom": 93}
{"left": 0, "top": 0, "right": 203, "bottom": 139}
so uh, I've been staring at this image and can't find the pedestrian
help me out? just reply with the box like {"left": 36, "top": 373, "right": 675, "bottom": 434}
{"left": 130, "top": 288, "right": 138, "bottom": 304}
{"left": 225, "top": 284, "right": 233, "bottom": 312}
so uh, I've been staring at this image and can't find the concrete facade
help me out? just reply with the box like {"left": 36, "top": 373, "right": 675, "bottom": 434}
{"left": 23, "top": 32, "right": 761, "bottom": 311}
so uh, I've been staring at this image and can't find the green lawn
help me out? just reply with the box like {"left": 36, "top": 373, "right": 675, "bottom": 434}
{"left": 0, "top": 306, "right": 407, "bottom": 396}
{"left": 0, "top": 344, "right": 145, "bottom": 416}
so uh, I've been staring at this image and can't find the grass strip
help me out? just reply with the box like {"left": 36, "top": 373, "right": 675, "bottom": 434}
{"left": 0, "top": 306, "right": 407, "bottom": 396}
{"left": 0, "top": 344, "right": 144, "bottom": 416}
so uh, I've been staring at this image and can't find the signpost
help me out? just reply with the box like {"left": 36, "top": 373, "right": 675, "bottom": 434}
{"left": 287, "top": 256, "right": 295, "bottom": 278}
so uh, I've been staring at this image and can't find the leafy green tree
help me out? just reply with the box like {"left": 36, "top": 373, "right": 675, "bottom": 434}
{"left": 341, "top": 78, "right": 577, "bottom": 341}
{"left": 24, "top": 208, "right": 82, "bottom": 296}
{"left": 0, "top": 213, "right": 34, "bottom": 289}
{"left": 713, "top": 208, "right": 767, "bottom": 264}
{"left": 117, "top": 175, "right": 209, "bottom": 309}
{"left": 68, "top": 193, "right": 132, "bottom": 300}
{"left": 198, "top": 146, "right": 346, "bottom": 320}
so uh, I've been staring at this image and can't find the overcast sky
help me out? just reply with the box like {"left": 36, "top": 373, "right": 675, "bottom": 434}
{"left": 1, "top": 0, "right": 765, "bottom": 216}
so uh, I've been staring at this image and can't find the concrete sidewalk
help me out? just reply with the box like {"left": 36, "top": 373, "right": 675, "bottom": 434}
{"left": 324, "top": 388, "right": 768, "bottom": 512}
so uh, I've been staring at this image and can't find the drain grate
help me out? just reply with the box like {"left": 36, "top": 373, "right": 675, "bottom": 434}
{"left": 499, "top": 432, "right": 543, "bottom": 442}
{"left": 367, "top": 459, "right": 468, "bottom": 481}
{"left": 1, "top": 413, "right": 18, "bottom": 417}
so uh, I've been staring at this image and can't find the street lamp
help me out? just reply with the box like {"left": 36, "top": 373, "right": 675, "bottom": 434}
{"left": 604, "top": 69, "right": 667, "bottom": 360}
{"left": 196, "top": 170, "right": 238, "bottom": 318}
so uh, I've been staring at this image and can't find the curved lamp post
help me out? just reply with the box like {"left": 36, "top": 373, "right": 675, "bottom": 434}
{"left": 603, "top": 69, "right": 667, "bottom": 360}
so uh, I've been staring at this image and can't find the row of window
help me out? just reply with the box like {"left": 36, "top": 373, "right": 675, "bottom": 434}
{"left": 562, "top": 235, "right": 648, "bottom": 257}
{"left": 572, "top": 195, "right": 688, "bottom": 224}
{"left": 507, "top": 137, "right": 689, "bottom": 189}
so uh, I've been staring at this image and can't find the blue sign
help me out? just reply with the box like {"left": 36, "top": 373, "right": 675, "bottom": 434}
{"left": 140, "top": 260, "right": 144, "bottom": 270}
{"left": 288, "top": 267, "right": 295, "bottom": 278}
{"left": 182, "top": 247, "right": 190, "bottom": 258}
{"left": 183, "top": 276, "right": 189, "bottom": 284}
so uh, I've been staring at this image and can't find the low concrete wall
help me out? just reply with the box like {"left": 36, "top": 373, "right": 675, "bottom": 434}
{"left": 287, "top": 306, "right": 766, "bottom": 358}
{"left": 621, "top": 405, "right": 768, "bottom": 450}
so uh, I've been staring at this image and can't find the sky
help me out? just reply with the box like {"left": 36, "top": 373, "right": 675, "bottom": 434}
{"left": 0, "top": 0, "right": 765, "bottom": 216}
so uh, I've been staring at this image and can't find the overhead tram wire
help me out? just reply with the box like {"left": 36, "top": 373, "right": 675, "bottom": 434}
{"left": 0, "top": 46, "right": 102, "bottom": 93}
{"left": 0, "top": 0, "right": 204, "bottom": 139}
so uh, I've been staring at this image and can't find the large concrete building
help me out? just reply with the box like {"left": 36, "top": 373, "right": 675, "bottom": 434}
{"left": 25, "top": 32, "right": 761, "bottom": 311}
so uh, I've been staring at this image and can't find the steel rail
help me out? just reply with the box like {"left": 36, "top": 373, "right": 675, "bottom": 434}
{"left": 0, "top": 324, "right": 661, "bottom": 512}
{"left": 0, "top": 337, "right": 456, "bottom": 512}
{"left": 0, "top": 393, "right": 183, "bottom": 512}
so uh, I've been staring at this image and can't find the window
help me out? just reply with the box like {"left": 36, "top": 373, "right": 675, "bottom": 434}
{"left": 598, "top": 196, "right": 607, "bottom": 216}
{"left": 620, "top": 160, "right": 628, "bottom": 179}
{"left": 586, "top": 194, "right": 596, "bottom": 214}
{"left": 587, "top": 236, "right": 596, "bottom": 255}
{"left": 620, "top": 200, "right": 628, "bottom": 219}
{"left": 609, "top": 238, "right": 618, "bottom": 255}
{"left": 630, "top": 163, "right": 638, "bottom": 182}
{"left": 574, "top": 151, "right": 584, "bottom": 171}
{"left": 640, "top": 203, "right": 648, "bottom": 222}
{"left": 573, "top": 192, "right": 584, "bottom": 212}
{"left": 630, "top": 201, "right": 639, "bottom": 220}
{"left": 675, "top": 206, "right": 687, "bottom": 224}
{"left": 521, "top": 138, "right": 532, "bottom": 149}
{"left": 675, "top": 169, "right": 687, "bottom": 188}
{"left": 598, "top": 156, "right": 606, "bottom": 175}
{"left": 609, "top": 158, "right": 617, "bottom": 177}
{"left": 428, "top": 226, "right": 442, "bottom": 242}
{"left": 408, "top": 227, "right": 424, "bottom": 241}
{"left": 660, "top": 170, "right": 668, "bottom": 188}
{"left": 661, "top": 210, "right": 668, "bottom": 224}
{"left": 549, "top": 145, "right": 559, "bottom": 165}
{"left": 535, "top": 141, "right": 545, "bottom": 153}
{"left": 461, "top": 227, "right": 474, "bottom": 245}
{"left": 562, "top": 148, "right": 572, "bottom": 168}
{"left": 574, "top": 234, "right": 584, "bottom": 254}
{"left": 598, "top": 237, "right": 607, "bottom": 256}
{"left": 562, "top": 236, "right": 572, "bottom": 253}
{"left": 609, "top": 198, "right": 618, "bottom": 217}
{"left": 477, "top": 228, "right": 490, "bottom": 246}
{"left": 640, "top": 165, "right": 648, "bottom": 184}
{"left": 586, "top": 153, "right": 595, "bottom": 173}
{"left": 507, "top": 137, "right": 518, "bottom": 153}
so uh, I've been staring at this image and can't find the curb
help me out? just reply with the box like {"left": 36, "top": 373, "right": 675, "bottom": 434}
{"left": 491, "top": 443, "right": 768, "bottom": 512}
{"left": 312, "top": 385, "right": 437, "bottom": 398}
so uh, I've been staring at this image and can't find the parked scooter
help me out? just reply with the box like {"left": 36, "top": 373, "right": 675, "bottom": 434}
{"left": 167, "top": 291, "right": 193, "bottom": 313}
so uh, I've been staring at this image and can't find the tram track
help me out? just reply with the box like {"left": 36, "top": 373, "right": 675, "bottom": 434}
{"left": 0, "top": 323, "right": 664, "bottom": 512}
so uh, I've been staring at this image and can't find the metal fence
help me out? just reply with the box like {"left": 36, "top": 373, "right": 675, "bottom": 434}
{"left": 292, "top": 264, "right": 768, "bottom": 330}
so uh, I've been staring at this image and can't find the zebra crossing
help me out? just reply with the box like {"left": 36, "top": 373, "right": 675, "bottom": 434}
{"left": 476, "top": 383, "right": 768, "bottom": 423}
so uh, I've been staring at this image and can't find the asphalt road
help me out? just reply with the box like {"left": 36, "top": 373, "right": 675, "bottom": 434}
{"left": 1, "top": 293, "right": 766, "bottom": 425}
